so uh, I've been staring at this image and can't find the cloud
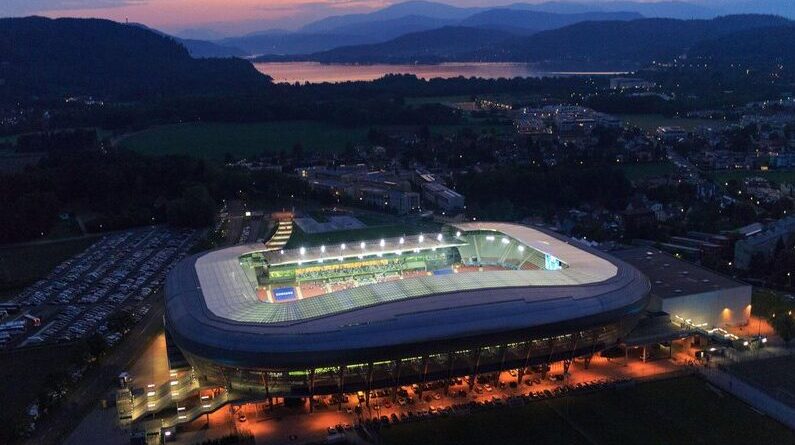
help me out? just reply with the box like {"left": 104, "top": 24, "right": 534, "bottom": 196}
{"left": 3, "top": 0, "right": 147, "bottom": 16}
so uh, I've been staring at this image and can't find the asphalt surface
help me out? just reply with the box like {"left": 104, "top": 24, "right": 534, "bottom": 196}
{"left": 23, "top": 294, "right": 166, "bottom": 445}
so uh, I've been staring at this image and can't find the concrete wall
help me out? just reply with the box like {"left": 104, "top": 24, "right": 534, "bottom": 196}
{"left": 662, "top": 285, "right": 752, "bottom": 328}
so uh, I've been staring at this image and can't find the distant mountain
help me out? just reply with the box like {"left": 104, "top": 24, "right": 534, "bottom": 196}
{"left": 129, "top": 21, "right": 248, "bottom": 58}
{"left": 0, "top": 17, "right": 270, "bottom": 101}
{"left": 218, "top": 32, "right": 375, "bottom": 55}
{"left": 303, "top": 27, "right": 517, "bottom": 64}
{"left": 179, "top": 39, "right": 249, "bottom": 58}
{"left": 317, "top": 15, "right": 457, "bottom": 37}
{"left": 460, "top": 9, "right": 643, "bottom": 32}
{"left": 287, "top": 14, "right": 791, "bottom": 70}
{"left": 300, "top": 1, "right": 481, "bottom": 33}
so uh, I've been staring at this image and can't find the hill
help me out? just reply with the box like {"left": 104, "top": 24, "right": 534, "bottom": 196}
{"left": 688, "top": 24, "right": 795, "bottom": 66}
{"left": 0, "top": 17, "right": 270, "bottom": 101}
{"left": 491, "top": 14, "right": 792, "bottom": 68}
{"left": 301, "top": 27, "right": 517, "bottom": 64}
{"left": 459, "top": 9, "right": 643, "bottom": 32}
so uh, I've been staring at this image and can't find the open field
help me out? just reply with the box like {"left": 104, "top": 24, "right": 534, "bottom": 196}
{"left": 0, "top": 236, "right": 98, "bottom": 298}
{"left": 380, "top": 376, "right": 795, "bottom": 445}
{"left": 620, "top": 114, "right": 731, "bottom": 133}
{"left": 118, "top": 121, "right": 369, "bottom": 160}
{"left": 708, "top": 169, "right": 795, "bottom": 185}
{"left": 621, "top": 161, "right": 677, "bottom": 181}
{"left": 730, "top": 355, "right": 795, "bottom": 407}
{"left": 0, "top": 343, "right": 86, "bottom": 440}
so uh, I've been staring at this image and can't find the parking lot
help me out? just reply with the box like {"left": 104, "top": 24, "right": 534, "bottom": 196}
{"left": 0, "top": 227, "right": 196, "bottom": 349}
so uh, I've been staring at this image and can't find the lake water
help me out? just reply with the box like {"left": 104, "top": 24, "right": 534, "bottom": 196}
{"left": 253, "top": 62, "right": 624, "bottom": 84}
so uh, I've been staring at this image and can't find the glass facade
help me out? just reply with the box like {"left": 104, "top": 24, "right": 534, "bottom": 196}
{"left": 175, "top": 316, "right": 636, "bottom": 399}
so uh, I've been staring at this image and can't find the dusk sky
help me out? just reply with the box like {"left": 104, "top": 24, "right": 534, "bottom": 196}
{"left": 0, "top": 1, "right": 769, "bottom": 35}
{"left": 2, "top": 1, "right": 658, "bottom": 33}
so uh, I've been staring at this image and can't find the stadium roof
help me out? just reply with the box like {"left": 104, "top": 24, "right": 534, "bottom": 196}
{"left": 190, "top": 223, "right": 619, "bottom": 325}
{"left": 165, "top": 223, "right": 649, "bottom": 367}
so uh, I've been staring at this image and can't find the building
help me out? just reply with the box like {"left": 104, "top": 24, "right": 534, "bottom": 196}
{"left": 734, "top": 215, "right": 795, "bottom": 270}
{"left": 614, "top": 248, "right": 751, "bottom": 328}
{"left": 164, "top": 223, "right": 650, "bottom": 407}
{"left": 656, "top": 126, "right": 688, "bottom": 143}
{"left": 421, "top": 182, "right": 465, "bottom": 213}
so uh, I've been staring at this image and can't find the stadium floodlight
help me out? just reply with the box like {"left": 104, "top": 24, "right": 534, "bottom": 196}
{"left": 501, "top": 237, "right": 509, "bottom": 244}
{"left": 436, "top": 233, "right": 443, "bottom": 242}
{"left": 320, "top": 245, "right": 326, "bottom": 253}
{"left": 455, "top": 231, "right": 461, "bottom": 237}
{"left": 299, "top": 247, "right": 306, "bottom": 255}
{"left": 379, "top": 239, "right": 385, "bottom": 248}
{"left": 340, "top": 243, "right": 346, "bottom": 250}
{"left": 419, "top": 235, "right": 425, "bottom": 243}
{"left": 360, "top": 241, "right": 366, "bottom": 250}
{"left": 279, "top": 250, "right": 284, "bottom": 255}
{"left": 399, "top": 237, "right": 405, "bottom": 244}
{"left": 518, "top": 245, "right": 525, "bottom": 252}
{"left": 486, "top": 235, "right": 495, "bottom": 241}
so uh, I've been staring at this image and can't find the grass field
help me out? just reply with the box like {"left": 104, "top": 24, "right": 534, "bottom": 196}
{"left": 707, "top": 169, "right": 795, "bottom": 185}
{"left": 730, "top": 355, "right": 795, "bottom": 407}
{"left": 118, "top": 121, "right": 370, "bottom": 160}
{"left": 620, "top": 114, "right": 731, "bottom": 133}
{"left": 380, "top": 376, "right": 795, "bottom": 445}
{"left": 0, "top": 236, "right": 98, "bottom": 297}
{"left": 621, "top": 161, "right": 677, "bottom": 181}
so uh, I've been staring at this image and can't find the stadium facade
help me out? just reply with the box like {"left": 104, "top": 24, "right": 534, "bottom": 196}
{"left": 165, "top": 223, "right": 651, "bottom": 401}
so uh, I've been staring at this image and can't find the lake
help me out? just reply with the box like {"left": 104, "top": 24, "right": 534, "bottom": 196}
{"left": 253, "top": 62, "right": 625, "bottom": 84}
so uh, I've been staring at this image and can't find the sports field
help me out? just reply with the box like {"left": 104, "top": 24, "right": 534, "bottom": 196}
{"left": 380, "top": 376, "right": 795, "bottom": 445}
{"left": 117, "top": 121, "right": 369, "bottom": 160}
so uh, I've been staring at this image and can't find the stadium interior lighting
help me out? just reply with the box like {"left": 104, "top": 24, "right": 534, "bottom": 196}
{"left": 340, "top": 243, "right": 346, "bottom": 250}
{"left": 399, "top": 237, "right": 405, "bottom": 244}
{"left": 379, "top": 239, "right": 386, "bottom": 247}
{"left": 437, "top": 233, "right": 443, "bottom": 241}
{"left": 360, "top": 242, "right": 366, "bottom": 250}
{"left": 486, "top": 235, "right": 495, "bottom": 241}
{"left": 279, "top": 250, "right": 284, "bottom": 255}
{"left": 419, "top": 235, "right": 425, "bottom": 243}
{"left": 455, "top": 231, "right": 462, "bottom": 237}
{"left": 299, "top": 247, "right": 306, "bottom": 255}
{"left": 320, "top": 245, "right": 326, "bottom": 253}
{"left": 413, "top": 248, "right": 420, "bottom": 253}
{"left": 501, "top": 237, "right": 509, "bottom": 244}
{"left": 518, "top": 245, "right": 525, "bottom": 252}
{"left": 338, "top": 257, "right": 344, "bottom": 261}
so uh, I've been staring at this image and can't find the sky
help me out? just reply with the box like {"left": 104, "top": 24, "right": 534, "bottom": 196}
{"left": 0, "top": 1, "right": 771, "bottom": 36}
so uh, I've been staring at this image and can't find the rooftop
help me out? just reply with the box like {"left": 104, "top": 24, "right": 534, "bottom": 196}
{"left": 613, "top": 247, "right": 748, "bottom": 299}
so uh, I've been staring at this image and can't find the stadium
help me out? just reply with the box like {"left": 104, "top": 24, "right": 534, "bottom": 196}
{"left": 164, "top": 222, "right": 651, "bottom": 402}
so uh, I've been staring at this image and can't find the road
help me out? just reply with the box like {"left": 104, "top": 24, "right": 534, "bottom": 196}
{"left": 24, "top": 294, "right": 166, "bottom": 445}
